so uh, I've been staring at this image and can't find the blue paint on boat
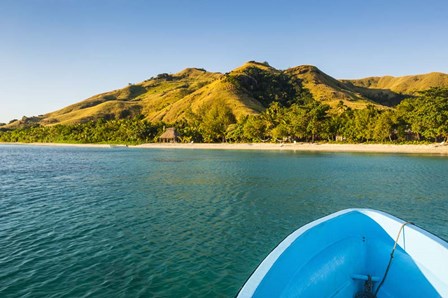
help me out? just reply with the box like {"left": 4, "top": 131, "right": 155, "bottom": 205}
{"left": 238, "top": 209, "right": 448, "bottom": 297}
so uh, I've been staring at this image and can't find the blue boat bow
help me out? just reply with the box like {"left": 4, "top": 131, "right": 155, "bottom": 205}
{"left": 238, "top": 209, "right": 448, "bottom": 297}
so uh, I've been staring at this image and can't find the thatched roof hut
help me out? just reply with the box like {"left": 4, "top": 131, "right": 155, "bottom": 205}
{"left": 158, "top": 127, "right": 178, "bottom": 143}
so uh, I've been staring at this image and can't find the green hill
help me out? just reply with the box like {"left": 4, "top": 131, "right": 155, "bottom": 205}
{"left": 6, "top": 62, "right": 448, "bottom": 127}
{"left": 343, "top": 72, "right": 448, "bottom": 93}
{"left": 285, "top": 65, "right": 379, "bottom": 109}
{"left": 342, "top": 72, "right": 448, "bottom": 105}
{"left": 41, "top": 68, "right": 223, "bottom": 125}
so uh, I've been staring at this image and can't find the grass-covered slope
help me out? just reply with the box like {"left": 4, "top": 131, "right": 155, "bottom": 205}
{"left": 286, "top": 66, "right": 448, "bottom": 107}
{"left": 147, "top": 63, "right": 274, "bottom": 122}
{"left": 284, "top": 65, "right": 382, "bottom": 109}
{"left": 41, "top": 68, "right": 222, "bottom": 125}
{"left": 343, "top": 72, "right": 448, "bottom": 94}
{"left": 154, "top": 78, "right": 264, "bottom": 123}
{"left": 5, "top": 62, "right": 448, "bottom": 128}
{"left": 341, "top": 72, "right": 448, "bottom": 106}
{"left": 136, "top": 68, "right": 223, "bottom": 121}
{"left": 33, "top": 62, "right": 300, "bottom": 126}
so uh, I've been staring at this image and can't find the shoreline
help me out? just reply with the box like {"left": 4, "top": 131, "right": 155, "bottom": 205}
{"left": 0, "top": 142, "right": 113, "bottom": 148}
{"left": 2, "top": 142, "right": 448, "bottom": 155}
{"left": 135, "top": 142, "right": 448, "bottom": 154}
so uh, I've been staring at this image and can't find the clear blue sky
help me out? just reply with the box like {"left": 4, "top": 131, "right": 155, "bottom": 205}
{"left": 1, "top": 0, "right": 447, "bottom": 123}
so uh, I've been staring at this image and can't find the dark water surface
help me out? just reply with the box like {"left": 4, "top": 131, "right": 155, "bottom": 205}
{"left": 1, "top": 145, "right": 447, "bottom": 297}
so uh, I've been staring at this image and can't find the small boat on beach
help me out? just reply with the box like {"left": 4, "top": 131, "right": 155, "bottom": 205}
{"left": 238, "top": 209, "right": 448, "bottom": 297}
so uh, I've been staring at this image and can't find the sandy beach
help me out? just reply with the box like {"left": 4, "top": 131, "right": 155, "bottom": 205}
{"left": 2, "top": 142, "right": 448, "bottom": 155}
{"left": 135, "top": 142, "right": 448, "bottom": 155}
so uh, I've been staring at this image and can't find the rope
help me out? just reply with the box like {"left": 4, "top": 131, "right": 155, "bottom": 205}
{"left": 373, "top": 221, "right": 414, "bottom": 297}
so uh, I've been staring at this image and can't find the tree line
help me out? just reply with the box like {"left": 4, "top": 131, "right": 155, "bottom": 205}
{"left": 0, "top": 117, "right": 161, "bottom": 144}
{"left": 1, "top": 87, "right": 447, "bottom": 144}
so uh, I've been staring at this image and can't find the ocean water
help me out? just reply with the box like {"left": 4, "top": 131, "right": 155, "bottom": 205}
{"left": 1, "top": 145, "right": 447, "bottom": 297}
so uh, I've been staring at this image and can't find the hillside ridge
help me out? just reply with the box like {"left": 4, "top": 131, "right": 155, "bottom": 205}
{"left": 5, "top": 62, "right": 448, "bottom": 127}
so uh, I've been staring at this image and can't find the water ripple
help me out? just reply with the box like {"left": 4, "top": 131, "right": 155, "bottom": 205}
{"left": 1, "top": 146, "right": 447, "bottom": 297}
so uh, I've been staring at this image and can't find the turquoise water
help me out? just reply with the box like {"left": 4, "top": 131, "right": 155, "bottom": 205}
{"left": 1, "top": 145, "right": 447, "bottom": 297}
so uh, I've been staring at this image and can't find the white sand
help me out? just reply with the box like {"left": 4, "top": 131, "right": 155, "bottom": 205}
{"left": 2, "top": 142, "right": 448, "bottom": 154}
{"left": 135, "top": 142, "right": 448, "bottom": 155}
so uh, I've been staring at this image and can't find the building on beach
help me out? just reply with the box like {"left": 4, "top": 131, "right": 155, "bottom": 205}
{"left": 158, "top": 127, "right": 178, "bottom": 143}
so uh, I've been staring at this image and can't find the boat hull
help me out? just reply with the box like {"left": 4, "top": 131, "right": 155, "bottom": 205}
{"left": 238, "top": 209, "right": 448, "bottom": 297}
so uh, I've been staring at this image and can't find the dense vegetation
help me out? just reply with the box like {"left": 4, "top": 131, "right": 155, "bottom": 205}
{"left": 1, "top": 88, "right": 447, "bottom": 144}
{"left": 227, "top": 65, "right": 312, "bottom": 107}
{"left": 0, "top": 117, "right": 161, "bottom": 144}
